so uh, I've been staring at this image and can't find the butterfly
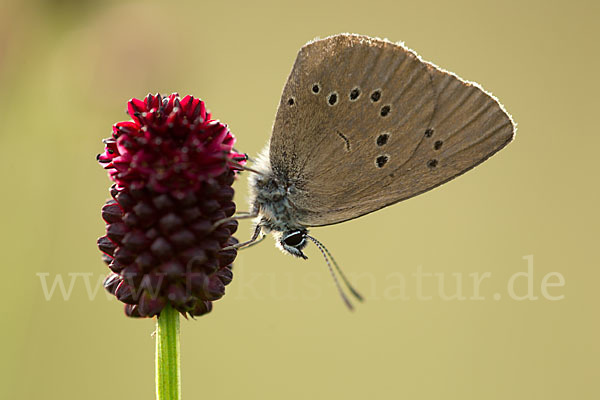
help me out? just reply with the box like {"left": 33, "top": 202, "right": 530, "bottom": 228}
{"left": 223, "top": 34, "right": 515, "bottom": 308}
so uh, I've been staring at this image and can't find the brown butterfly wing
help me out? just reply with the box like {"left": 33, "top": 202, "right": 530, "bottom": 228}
{"left": 268, "top": 34, "right": 514, "bottom": 227}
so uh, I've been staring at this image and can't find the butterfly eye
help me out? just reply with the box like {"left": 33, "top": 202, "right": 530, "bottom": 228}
{"left": 283, "top": 231, "right": 305, "bottom": 247}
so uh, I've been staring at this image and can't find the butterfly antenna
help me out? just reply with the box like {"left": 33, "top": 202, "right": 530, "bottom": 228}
{"left": 306, "top": 235, "right": 354, "bottom": 311}
{"left": 307, "top": 235, "right": 364, "bottom": 302}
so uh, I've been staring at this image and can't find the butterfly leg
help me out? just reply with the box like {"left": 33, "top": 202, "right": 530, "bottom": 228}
{"left": 238, "top": 233, "right": 266, "bottom": 250}
{"left": 212, "top": 212, "right": 258, "bottom": 229}
{"left": 229, "top": 160, "right": 264, "bottom": 176}
{"left": 222, "top": 223, "right": 263, "bottom": 250}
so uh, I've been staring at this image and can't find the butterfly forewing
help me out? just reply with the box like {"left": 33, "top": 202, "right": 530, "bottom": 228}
{"left": 269, "top": 34, "right": 514, "bottom": 227}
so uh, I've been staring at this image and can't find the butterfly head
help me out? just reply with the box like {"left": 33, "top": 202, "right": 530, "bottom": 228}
{"left": 276, "top": 229, "right": 309, "bottom": 259}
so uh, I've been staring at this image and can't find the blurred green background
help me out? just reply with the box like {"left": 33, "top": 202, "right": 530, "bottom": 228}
{"left": 1, "top": 0, "right": 598, "bottom": 399}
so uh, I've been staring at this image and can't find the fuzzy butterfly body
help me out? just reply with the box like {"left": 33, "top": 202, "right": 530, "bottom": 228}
{"left": 248, "top": 33, "right": 514, "bottom": 258}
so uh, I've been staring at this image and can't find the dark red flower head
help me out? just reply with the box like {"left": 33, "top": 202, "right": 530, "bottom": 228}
{"left": 97, "top": 93, "right": 246, "bottom": 318}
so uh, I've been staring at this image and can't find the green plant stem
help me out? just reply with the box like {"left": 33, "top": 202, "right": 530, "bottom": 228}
{"left": 156, "top": 304, "right": 181, "bottom": 400}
